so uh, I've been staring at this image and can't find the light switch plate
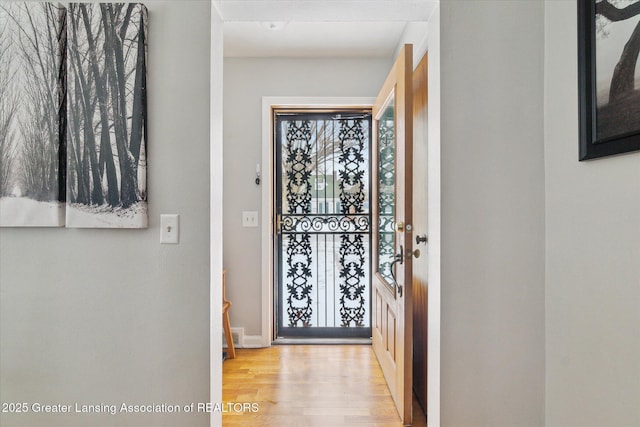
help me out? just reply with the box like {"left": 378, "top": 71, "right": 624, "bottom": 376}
{"left": 242, "top": 211, "right": 258, "bottom": 227}
{"left": 160, "top": 214, "right": 179, "bottom": 244}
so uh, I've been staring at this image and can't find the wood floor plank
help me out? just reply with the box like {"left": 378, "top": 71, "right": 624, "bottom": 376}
{"left": 222, "top": 345, "right": 427, "bottom": 426}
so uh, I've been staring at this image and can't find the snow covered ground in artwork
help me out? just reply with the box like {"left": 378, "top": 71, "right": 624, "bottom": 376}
{"left": 0, "top": 197, "right": 64, "bottom": 227}
{"left": 66, "top": 202, "right": 148, "bottom": 228}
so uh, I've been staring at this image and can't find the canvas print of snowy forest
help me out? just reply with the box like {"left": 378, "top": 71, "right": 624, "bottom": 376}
{"left": 0, "top": 3, "right": 66, "bottom": 227}
{"left": 66, "top": 3, "right": 148, "bottom": 228}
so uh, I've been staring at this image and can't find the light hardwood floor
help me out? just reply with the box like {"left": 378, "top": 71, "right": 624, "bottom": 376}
{"left": 222, "top": 345, "right": 427, "bottom": 426}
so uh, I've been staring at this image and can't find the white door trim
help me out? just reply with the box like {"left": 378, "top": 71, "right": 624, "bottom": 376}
{"left": 210, "top": 5, "right": 223, "bottom": 427}
{"left": 260, "top": 96, "right": 375, "bottom": 346}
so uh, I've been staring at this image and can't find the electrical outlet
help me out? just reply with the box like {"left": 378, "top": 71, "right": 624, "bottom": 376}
{"left": 242, "top": 211, "right": 258, "bottom": 227}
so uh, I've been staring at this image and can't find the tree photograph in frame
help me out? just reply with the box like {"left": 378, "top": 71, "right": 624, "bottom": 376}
{"left": 579, "top": 0, "right": 640, "bottom": 160}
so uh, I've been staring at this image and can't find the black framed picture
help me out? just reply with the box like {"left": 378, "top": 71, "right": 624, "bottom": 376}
{"left": 579, "top": 0, "right": 640, "bottom": 160}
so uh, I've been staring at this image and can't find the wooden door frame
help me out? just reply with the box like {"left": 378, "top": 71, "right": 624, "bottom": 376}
{"left": 412, "top": 50, "right": 429, "bottom": 415}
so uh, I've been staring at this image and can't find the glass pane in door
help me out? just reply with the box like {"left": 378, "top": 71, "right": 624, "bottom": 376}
{"left": 376, "top": 97, "right": 396, "bottom": 288}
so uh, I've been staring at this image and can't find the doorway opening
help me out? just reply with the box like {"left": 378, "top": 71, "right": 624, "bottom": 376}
{"left": 273, "top": 109, "right": 373, "bottom": 340}
{"left": 214, "top": 0, "right": 441, "bottom": 422}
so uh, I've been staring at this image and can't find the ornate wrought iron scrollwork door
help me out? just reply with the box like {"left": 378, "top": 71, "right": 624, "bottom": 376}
{"left": 275, "top": 111, "right": 372, "bottom": 338}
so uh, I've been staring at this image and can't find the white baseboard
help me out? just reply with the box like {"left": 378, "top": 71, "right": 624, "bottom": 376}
{"left": 222, "top": 328, "right": 266, "bottom": 348}
{"left": 242, "top": 335, "right": 266, "bottom": 348}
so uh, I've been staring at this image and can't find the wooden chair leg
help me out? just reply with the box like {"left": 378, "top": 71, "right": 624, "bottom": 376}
{"left": 222, "top": 269, "right": 235, "bottom": 359}
{"left": 223, "top": 307, "right": 236, "bottom": 359}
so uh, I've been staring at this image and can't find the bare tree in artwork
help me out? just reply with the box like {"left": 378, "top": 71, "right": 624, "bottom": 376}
{"left": 596, "top": 0, "right": 640, "bottom": 139}
{"left": 66, "top": 3, "right": 147, "bottom": 227}
{"left": 67, "top": 4, "right": 107, "bottom": 206}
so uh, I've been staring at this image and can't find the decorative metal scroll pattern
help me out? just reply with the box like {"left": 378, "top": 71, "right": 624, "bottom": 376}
{"left": 285, "top": 233, "right": 313, "bottom": 327}
{"left": 280, "top": 214, "right": 370, "bottom": 234}
{"left": 284, "top": 120, "right": 313, "bottom": 327}
{"left": 285, "top": 121, "right": 313, "bottom": 214}
{"left": 377, "top": 114, "right": 396, "bottom": 284}
{"left": 338, "top": 119, "right": 367, "bottom": 327}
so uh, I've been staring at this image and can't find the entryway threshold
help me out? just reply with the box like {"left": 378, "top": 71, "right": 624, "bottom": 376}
{"left": 272, "top": 337, "right": 372, "bottom": 345}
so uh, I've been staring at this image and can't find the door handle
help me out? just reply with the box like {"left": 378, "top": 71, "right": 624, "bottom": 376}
{"left": 390, "top": 245, "right": 404, "bottom": 297}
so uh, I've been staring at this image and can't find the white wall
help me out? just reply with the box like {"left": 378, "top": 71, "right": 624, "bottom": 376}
{"left": 0, "top": 2, "right": 212, "bottom": 426}
{"left": 544, "top": 2, "right": 640, "bottom": 426}
{"left": 439, "top": 1, "right": 546, "bottom": 426}
{"left": 222, "top": 57, "right": 392, "bottom": 338}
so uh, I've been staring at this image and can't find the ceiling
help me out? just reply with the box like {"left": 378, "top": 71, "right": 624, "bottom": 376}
{"left": 214, "top": 0, "right": 435, "bottom": 58}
